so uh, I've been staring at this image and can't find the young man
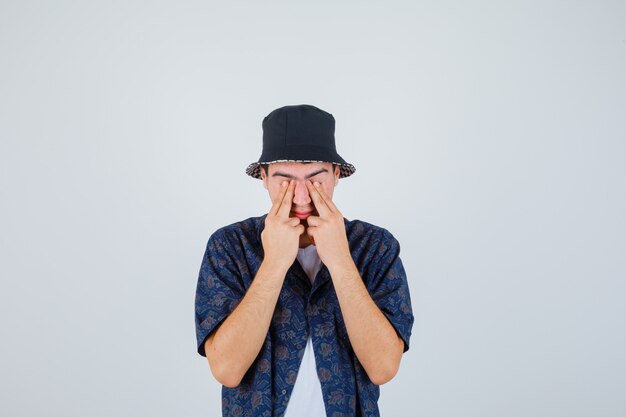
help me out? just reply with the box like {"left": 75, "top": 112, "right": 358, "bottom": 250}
{"left": 195, "top": 104, "right": 414, "bottom": 417}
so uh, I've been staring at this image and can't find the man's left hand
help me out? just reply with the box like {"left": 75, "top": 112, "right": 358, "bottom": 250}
{"left": 304, "top": 180, "right": 353, "bottom": 269}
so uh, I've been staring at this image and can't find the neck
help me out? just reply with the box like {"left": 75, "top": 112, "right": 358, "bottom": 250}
{"left": 298, "top": 220, "right": 314, "bottom": 248}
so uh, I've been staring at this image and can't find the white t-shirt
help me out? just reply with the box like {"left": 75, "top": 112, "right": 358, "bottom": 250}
{"left": 283, "top": 244, "right": 327, "bottom": 417}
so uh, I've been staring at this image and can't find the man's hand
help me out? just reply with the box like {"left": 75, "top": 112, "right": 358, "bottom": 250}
{"left": 205, "top": 179, "right": 303, "bottom": 387}
{"left": 305, "top": 180, "right": 405, "bottom": 385}
{"left": 261, "top": 180, "right": 305, "bottom": 271}
{"left": 304, "top": 180, "right": 352, "bottom": 269}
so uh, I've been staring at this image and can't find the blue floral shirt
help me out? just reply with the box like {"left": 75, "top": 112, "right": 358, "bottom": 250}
{"left": 195, "top": 214, "right": 414, "bottom": 417}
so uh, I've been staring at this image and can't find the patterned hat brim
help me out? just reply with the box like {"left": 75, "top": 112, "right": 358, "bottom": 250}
{"left": 246, "top": 160, "right": 356, "bottom": 179}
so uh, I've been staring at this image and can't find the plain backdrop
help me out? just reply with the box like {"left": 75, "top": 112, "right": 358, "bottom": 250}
{"left": 1, "top": 1, "right": 625, "bottom": 416}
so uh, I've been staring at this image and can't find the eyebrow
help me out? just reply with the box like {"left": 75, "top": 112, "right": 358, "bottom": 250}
{"left": 271, "top": 168, "right": 329, "bottom": 180}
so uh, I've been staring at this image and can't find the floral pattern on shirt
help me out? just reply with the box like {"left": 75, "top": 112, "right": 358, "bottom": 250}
{"left": 195, "top": 214, "right": 414, "bottom": 417}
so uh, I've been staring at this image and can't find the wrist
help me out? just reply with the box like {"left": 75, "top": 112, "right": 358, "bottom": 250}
{"left": 327, "top": 254, "right": 357, "bottom": 276}
{"left": 261, "top": 258, "right": 291, "bottom": 276}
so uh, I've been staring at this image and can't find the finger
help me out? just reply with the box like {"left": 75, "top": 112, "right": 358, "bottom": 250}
{"left": 305, "top": 180, "right": 331, "bottom": 217}
{"left": 270, "top": 180, "right": 290, "bottom": 216}
{"left": 277, "top": 180, "right": 296, "bottom": 218}
{"left": 305, "top": 215, "right": 322, "bottom": 227}
{"left": 311, "top": 181, "right": 338, "bottom": 212}
{"left": 288, "top": 217, "right": 301, "bottom": 227}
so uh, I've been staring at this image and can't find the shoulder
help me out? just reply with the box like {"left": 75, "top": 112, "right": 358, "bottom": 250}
{"left": 344, "top": 218, "right": 401, "bottom": 252}
{"left": 206, "top": 214, "right": 267, "bottom": 251}
{"left": 345, "top": 217, "right": 398, "bottom": 241}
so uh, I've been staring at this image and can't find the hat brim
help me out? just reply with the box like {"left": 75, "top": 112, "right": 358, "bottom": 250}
{"left": 246, "top": 146, "right": 355, "bottom": 179}
{"left": 246, "top": 159, "right": 356, "bottom": 179}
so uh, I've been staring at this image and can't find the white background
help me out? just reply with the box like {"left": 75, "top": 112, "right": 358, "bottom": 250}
{"left": 1, "top": 1, "right": 625, "bottom": 416}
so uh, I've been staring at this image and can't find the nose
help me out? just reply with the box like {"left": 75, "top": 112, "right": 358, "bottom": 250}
{"left": 292, "top": 180, "right": 311, "bottom": 206}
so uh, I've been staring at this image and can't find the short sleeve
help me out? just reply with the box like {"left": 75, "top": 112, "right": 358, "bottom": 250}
{"left": 367, "top": 231, "right": 414, "bottom": 353}
{"left": 194, "top": 230, "right": 247, "bottom": 357}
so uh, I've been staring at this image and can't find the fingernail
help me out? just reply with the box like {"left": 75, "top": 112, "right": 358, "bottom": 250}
{"left": 282, "top": 181, "right": 287, "bottom": 187}
{"left": 314, "top": 181, "right": 320, "bottom": 187}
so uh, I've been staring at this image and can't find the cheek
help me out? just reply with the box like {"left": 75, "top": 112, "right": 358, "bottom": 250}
{"left": 269, "top": 182, "right": 288, "bottom": 200}
{"left": 267, "top": 183, "right": 279, "bottom": 199}
{"left": 268, "top": 182, "right": 278, "bottom": 191}
{"left": 322, "top": 182, "right": 335, "bottom": 199}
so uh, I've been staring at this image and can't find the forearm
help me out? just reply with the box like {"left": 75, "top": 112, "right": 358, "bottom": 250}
{"left": 206, "top": 260, "right": 287, "bottom": 387}
{"left": 329, "top": 259, "right": 403, "bottom": 385}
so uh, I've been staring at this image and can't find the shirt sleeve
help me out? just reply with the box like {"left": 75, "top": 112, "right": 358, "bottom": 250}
{"left": 366, "top": 230, "right": 414, "bottom": 353}
{"left": 194, "top": 229, "right": 247, "bottom": 357}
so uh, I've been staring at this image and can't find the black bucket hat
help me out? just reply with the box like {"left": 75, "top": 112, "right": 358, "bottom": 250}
{"left": 245, "top": 104, "right": 356, "bottom": 179}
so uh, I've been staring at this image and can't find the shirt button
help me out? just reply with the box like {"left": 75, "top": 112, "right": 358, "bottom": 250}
{"left": 282, "top": 389, "right": 286, "bottom": 394}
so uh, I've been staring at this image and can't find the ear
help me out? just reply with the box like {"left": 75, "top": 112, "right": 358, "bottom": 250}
{"left": 260, "top": 166, "right": 268, "bottom": 190}
{"left": 334, "top": 164, "right": 340, "bottom": 186}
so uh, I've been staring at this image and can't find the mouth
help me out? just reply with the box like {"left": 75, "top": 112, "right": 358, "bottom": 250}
{"left": 291, "top": 210, "right": 313, "bottom": 220}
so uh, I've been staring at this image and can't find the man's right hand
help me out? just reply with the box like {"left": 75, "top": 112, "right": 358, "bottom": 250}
{"left": 260, "top": 180, "right": 305, "bottom": 271}
{"left": 205, "top": 179, "right": 303, "bottom": 388}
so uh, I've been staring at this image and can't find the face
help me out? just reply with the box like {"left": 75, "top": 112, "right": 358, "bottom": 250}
{"left": 260, "top": 162, "right": 340, "bottom": 220}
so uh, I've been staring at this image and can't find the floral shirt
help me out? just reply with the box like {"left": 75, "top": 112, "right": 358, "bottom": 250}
{"left": 195, "top": 214, "right": 414, "bottom": 417}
